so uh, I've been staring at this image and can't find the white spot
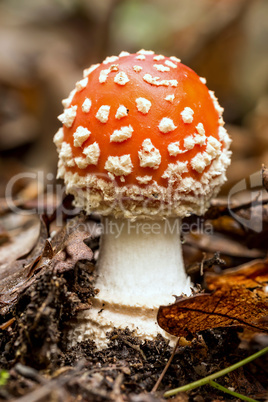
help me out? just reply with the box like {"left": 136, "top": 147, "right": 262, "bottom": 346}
{"left": 136, "top": 97, "right": 151, "bottom": 114}
{"left": 58, "top": 105, "right": 77, "bottom": 128}
{"left": 108, "top": 172, "right": 115, "bottom": 180}
{"left": 181, "top": 107, "right": 194, "bottom": 123}
{"left": 96, "top": 105, "right": 110, "bottom": 123}
{"left": 110, "top": 65, "right": 119, "bottom": 72}
{"left": 177, "top": 177, "right": 199, "bottom": 192}
{"left": 137, "top": 49, "right": 155, "bottom": 55}
{"left": 194, "top": 134, "right": 206, "bottom": 146}
{"left": 191, "top": 153, "right": 207, "bottom": 173}
{"left": 115, "top": 105, "right": 128, "bottom": 119}
{"left": 59, "top": 142, "right": 75, "bottom": 167}
{"left": 218, "top": 126, "right": 232, "bottom": 147}
{"left": 159, "top": 117, "right": 177, "bottom": 133}
{"left": 62, "top": 89, "right": 76, "bottom": 109}
{"left": 206, "top": 136, "right": 222, "bottom": 158}
{"left": 138, "top": 139, "right": 161, "bottom": 169}
{"left": 133, "top": 65, "right": 143, "bottom": 72}
{"left": 110, "top": 125, "right": 133, "bottom": 142}
{"left": 196, "top": 123, "right": 205, "bottom": 136}
{"left": 53, "top": 128, "right": 64, "bottom": 148}
{"left": 203, "top": 152, "right": 213, "bottom": 166}
{"left": 75, "top": 156, "right": 88, "bottom": 169}
{"left": 82, "top": 98, "right": 92, "bottom": 113}
{"left": 219, "top": 116, "right": 224, "bottom": 126}
{"left": 165, "top": 60, "right": 177, "bottom": 69}
{"left": 136, "top": 55, "right": 146, "bottom": 60}
{"left": 143, "top": 74, "right": 178, "bottom": 87}
{"left": 114, "top": 72, "right": 129, "bottom": 86}
{"left": 75, "top": 77, "right": 88, "bottom": 92}
{"left": 83, "top": 64, "right": 100, "bottom": 78}
{"left": 103, "top": 55, "right": 119, "bottom": 64}
{"left": 170, "top": 56, "right": 181, "bottom": 63}
{"left": 184, "top": 136, "right": 195, "bottom": 150}
{"left": 105, "top": 155, "right": 133, "bottom": 176}
{"left": 73, "top": 126, "right": 91, "bottom": 147}
{"left": 209, "top": 91, "right": 224, "bottom": 116}
{"left": 162, "top": 161, "right": 188, "bottom": 181}
{"left": 154, "top": 64, "right": 170, "bottom": 72}
{"left": 153, "top": 55, "right": 165, "bottom": 61}
{"left": 99, "top": 69, "right": 110, "bottom": 83}
{"left": 119, "top": 51, "right": 130, "bottom": 57}
{"left": 136, "top": 176, "right": 153, "bottom": 184}
{"left": 165, "top": 94, "right": 175, "bottom": 103}
{"left": 168, "top": 141, "right": 186, "bottom": 156}
{"left": 83, "top": 142, "right": 100, "bottom": 165}
{"left": 199, "top": 77, "right": 207, "bottom": 84}
{"left": 56, "top": 160, "right": 66, "bottom": 179}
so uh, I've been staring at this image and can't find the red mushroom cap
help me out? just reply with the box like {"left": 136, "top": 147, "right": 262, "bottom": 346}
{"left": 54, "top": 50, "right": 231, "bottom": 219}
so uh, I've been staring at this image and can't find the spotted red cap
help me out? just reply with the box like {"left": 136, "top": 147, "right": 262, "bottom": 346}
{"left": 54, "top": 50, "right": 231, "bottom": 219}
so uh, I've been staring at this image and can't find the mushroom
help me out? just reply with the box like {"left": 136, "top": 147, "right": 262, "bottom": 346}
{"left": 54, "top": 50, "right": 231, "bottom": 348}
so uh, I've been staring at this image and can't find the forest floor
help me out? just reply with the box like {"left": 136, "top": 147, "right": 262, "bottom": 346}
{"left": 0, "top": 187, "right": 268, "bottom": 401}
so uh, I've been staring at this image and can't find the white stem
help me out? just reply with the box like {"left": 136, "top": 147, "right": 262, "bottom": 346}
{"left": 67, "top": 217, "right": 192, "bottom": 348}
{"left": 96, "top": 217, "right": 191, "bottom": 307}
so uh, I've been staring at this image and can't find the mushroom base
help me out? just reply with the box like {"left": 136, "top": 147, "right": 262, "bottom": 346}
{"left": 66, "top": 300, "right": 178, "bottom": 349}
{"left": 66, "top": 217, "right": 192, "bottom": 349}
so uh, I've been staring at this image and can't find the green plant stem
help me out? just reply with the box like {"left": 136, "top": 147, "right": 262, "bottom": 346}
{"left": 164, "top": 346, "right": 268, "bottom": 398}
{"left": 209, "top": 380, "right": 259, "bottom": 402}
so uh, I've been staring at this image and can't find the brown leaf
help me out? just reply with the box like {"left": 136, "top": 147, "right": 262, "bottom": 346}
{"left": 0, "top": 216, "right": 40, "bottom": 267}
{"left": 51, "top": 230, "right": 94, "bottom": 273}
{"left": 157, "top": 287, "right": 268, "bottom": 338}
{"left": 262, "top": 164, "right": 268, "bottom": 192}
{"left": 205, "top": 258, "right": 268, "bottom": 290}
{"left": 0, "top": 216, "right": 94, "bottom": 317}
{"left": 185, "top": 231, "right": 264, "bottom": 259}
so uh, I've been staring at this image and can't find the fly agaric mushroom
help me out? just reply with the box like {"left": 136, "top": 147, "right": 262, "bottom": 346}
{"left": 54, "top": 50, "right": 231, "bottom": 348}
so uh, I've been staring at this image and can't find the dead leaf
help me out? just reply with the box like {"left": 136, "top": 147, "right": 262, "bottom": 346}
{"left": 0, "top": 215, "right": 94, "bottom": 317}
{"left": 185, "top": 231, "right": 264, "bottom": 259}
{"left": 262, "top": 164, "right": 268, "bottom": 192}
{"left": 0, "top": 223, "right": 10, "bottom": 246}
{"left": 205, "top": 258, "right": 268, "bottom": 290}
{"left": 157, "top": 287, "right": 268, "bottom": 338}
{"left": 51, "top": 230, "right": 94, "bottom": 273}
{"left": 0, "top": 215, "right": 40, "bottom": 267}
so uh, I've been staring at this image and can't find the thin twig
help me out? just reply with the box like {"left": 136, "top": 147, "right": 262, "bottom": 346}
{"left": 200, "top": 253, "right": 206, "bottom": 276}
{"left": 111, "top": 373, "right": 124, "bottom": 402}
{"left": 123, "top": 339, "right": 147, "bottom": 361}
{"left": 15, "top": 360, "right": 85, "bottom": 402}
{"left": 151, "top": 337, "right": 180, "bottom": 393}
{"left": 209, "top": 380, "right": 259, "bottom": 402}
{"left": 164, "top": 346, "right": 268, "bottom": 398}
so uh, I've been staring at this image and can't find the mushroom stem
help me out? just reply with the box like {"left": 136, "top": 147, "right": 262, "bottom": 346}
{"left": 67, "top": 216, "right": 192, "bottom": 348}
{"left": 97, "top": 216, "right": 192, "bottom": 306}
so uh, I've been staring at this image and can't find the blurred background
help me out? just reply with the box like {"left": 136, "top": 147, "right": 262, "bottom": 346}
{"left": 0, "top": 0, "right": 267, "bottom": 201}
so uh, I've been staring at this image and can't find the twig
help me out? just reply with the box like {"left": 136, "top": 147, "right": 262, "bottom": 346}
{"left": 200, "top": 253, "right": 206, "bottom": 276}
{"left": 123, "top": 339, "right": 147, "bottom": 361}
{"left": 209, "top": 380, "right": 259, "bottom": 402}
{"left": 164, "top": 346, "right": 268, "bottom": 398}
{"left": 14, "top": 364, "right": 47, "bottom": 384}
{"left": 14, "top": 360, "right": 85, "bottom": 402}
{"left": 151, "top": 337, "right": 180, "bottom": 393}
{"left": 111, "top": 373, "right": 124, "bottom": 402}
